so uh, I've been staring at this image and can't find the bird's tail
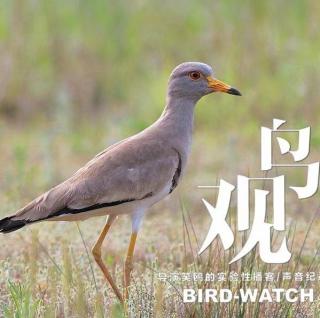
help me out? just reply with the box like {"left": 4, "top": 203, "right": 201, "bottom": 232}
{"left": 0, "top": 215, "right": 27, "bottom": 233}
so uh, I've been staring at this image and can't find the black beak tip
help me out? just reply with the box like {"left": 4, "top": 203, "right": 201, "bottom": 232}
{"left": 227, "top": 87, "right": 242, "bottom": 96}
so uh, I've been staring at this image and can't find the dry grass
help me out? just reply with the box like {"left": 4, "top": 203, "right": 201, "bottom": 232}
{"left": 1, "top": 188, "right": 320, "bottom": 317}
{"left": 1, "top": 117, "right": 320, "bottom": 317}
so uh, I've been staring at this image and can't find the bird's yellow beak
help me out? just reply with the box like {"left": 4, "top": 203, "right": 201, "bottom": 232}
{"left": 206, "top": 76, "right": 241, "bottom": 96}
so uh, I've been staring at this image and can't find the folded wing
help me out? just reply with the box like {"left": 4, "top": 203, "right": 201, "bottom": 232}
{"left": 4, "top": 135, "right": 180, "bottom": 228}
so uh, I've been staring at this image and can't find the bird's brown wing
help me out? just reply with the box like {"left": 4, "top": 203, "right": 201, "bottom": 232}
{"left": 11, "top": 135, "right": 180, "bottom": 222}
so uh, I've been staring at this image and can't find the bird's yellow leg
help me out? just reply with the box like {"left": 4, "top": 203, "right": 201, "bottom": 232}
{"left": 92, "top": 215, "right": 123, "bottom": 303}
{"left": 123, "top": 231, "right": 138, "bottom": 301}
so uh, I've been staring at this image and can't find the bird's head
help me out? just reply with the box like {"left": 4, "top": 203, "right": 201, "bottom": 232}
{"left": 167, "top": 62, "right": 241, "bottom": 101}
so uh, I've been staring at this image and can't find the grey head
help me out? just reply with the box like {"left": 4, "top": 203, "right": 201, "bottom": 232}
{"left": 167, "top": 62, "right": 241, "bottom": 101}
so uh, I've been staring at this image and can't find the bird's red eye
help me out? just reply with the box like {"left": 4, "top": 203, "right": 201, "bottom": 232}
{"left": 189, "top": 71, "right": 201, "bottom": 80}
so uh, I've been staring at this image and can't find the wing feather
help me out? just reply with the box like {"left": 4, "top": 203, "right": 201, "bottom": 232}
{"left": 11, "top": 135, "right": 179, "bottom": 222}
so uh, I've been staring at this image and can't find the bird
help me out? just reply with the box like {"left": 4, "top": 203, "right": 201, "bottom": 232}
{"left": 0, "top": 62, "right": 241, "bottom": 303}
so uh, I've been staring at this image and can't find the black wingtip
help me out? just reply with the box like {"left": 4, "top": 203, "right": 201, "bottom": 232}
{"left": 0, "top": 216, "right": 26, "bottom": 233}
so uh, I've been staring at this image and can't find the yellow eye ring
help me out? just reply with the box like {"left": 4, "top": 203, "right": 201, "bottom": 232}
{"left": 188, "top": 71, "right": 201, "bottom": 80}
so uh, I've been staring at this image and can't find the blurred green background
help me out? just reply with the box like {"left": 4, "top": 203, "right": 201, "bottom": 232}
{"left": 1, "top": 0, "right": 320, "bottom": 127}
{"left": 0, "top": 0, "right": 320, "bottom": 216}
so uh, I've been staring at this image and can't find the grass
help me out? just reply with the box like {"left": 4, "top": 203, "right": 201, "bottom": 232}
{"left": 0, "top": 192, "right": 320, "bottom": 316}
{"left": 1, "top": 0, "right": 320, "bottom": 316}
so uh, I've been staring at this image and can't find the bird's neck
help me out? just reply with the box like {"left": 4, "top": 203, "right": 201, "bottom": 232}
{"left": 156, "top": 95, "right": 197, "bottom": 154}
{"left": 160, "top": 96, "right": 196, "bottom": 126}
